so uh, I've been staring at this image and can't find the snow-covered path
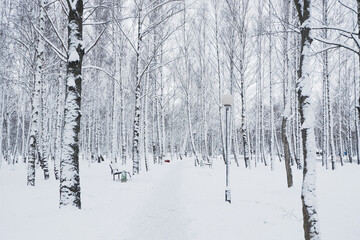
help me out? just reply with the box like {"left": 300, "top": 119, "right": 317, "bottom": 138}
{"left": 121, "top": 160, "right": 190, "bottom": 240}
{"left": 1, "top": 158, "right": 360, "bottom": 240}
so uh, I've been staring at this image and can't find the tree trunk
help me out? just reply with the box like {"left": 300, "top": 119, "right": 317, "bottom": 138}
{"left": 0, "top": 92, "right": 4, "bottom": 168}
{"left": 21, "top": 102, "right": 26, "bottom": 163}
{"left": 156, "top": 96, "right": 162, "bottom": 164}
{"left": 27, "top": 0, "right": 48, "bottom": 185}
{"left": 120, "top": 61, "right": 126, "bottom": 165}
{"left": 59, "top": 0, "right": 84, "bottom": 209}
{"left": 143, "top": 75, "right": 149, "bottom": 172}
{"left": 347, "top": 64, "right": 353, "bottom": 163}
{"left": 357, "top": 0, "right": 360, "bottom": 164}
{"left": 152, "top": 96, "right": 157, "bottom": 164}
{"left": 132, "top": 84, "right": 141, "bottom": 174}
{"left": 240, "top": 82, "right": 250, "bottom": 168}
{"left": 294, "top": 0, "right": 321, "bottom": 239}
{"left": 282, "top": 117, "right": 293, "bottom": 188}
{"left": 322, "top": 59, "right": 328, "bottom": 168}
{"left": 269, "top": 0, "right": 274, "bottom": 170}
{"left": 213, "top": 2, "right": 226, "bottom": 164}
{"left": 132, "top": 8, "right": 142, "bottom": 175}
{"left": 338, "top": 51, "right": 344, "bottom": 166}
{"left": 39, "top": 74, "right": 49, "bottom": 178}
{"left": 282, "top": 0, "right": 293, "bottom": 187}
{"left": 187, "top": 98, "right": 199, "bottom": 166}
{"left": 54, "top": 62, "right": 64, "bottom": 180}
{"left": 357, "top": 55, "right": 360, "bottom": 165}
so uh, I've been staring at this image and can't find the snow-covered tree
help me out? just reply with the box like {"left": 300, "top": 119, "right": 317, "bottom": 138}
{"left": 294, "top": 0, "right": 321, "bottom": 239}
{"left": 59, "top": 0, "right": 84, "bottom": 209}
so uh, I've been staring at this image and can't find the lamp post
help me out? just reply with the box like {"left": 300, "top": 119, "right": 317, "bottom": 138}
{"left": 222, "top": 93, "right": 233, "bottom": 203}
{"left": 193, "top": 130, "right": 197, "bottom": 166}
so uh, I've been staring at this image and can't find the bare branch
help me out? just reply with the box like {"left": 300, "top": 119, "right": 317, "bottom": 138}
{"left": 33, "top": 25, "right": 67, "bottom": 61}
{"left": 43, "top": 8, "right": 68, "bottom": 52}
{"left": 83, "top": 21, "right": 110, "bottom": 26}
{"left": 314, "top": 36, "right": 359, "bottom": 54}
{"left": 311, "top": 45, "right": 339, "bottom": 55}
{"left": 312, "top": 25, "right": 358, "bottom": 35}
{"left": 113, "top": 16, "right": 138, "bottom": 54}
{"left": 141, "top": 0, "right": 182, "bottom": 26}
{"left": 85, "top": 26, "right": 107, "bottom": 54}
{"left": 44, "top": 0, "right": 58, "bottom": 8}
{"left": 338, "top": 0, "right": 357, "bottom": 15}
{"left": 83, "top": 65, "right": 128, "bottom": 91}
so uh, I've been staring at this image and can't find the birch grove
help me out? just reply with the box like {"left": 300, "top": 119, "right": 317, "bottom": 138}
{"left": 1, "top": 0, "right": 360, "bottom": 238}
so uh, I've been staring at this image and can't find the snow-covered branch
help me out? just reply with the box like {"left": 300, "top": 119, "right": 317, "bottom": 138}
{"left": 33, "top": 25, "right": 67, "bottom": 62}
{"left": 85, "top": 26, "right": 107, "bottom": 54}
{"left": 314, "top": 36, "right": 359, "bottom": 54}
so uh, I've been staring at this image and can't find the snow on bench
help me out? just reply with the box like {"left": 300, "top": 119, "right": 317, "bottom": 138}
{"left": 202, "top": 157, "right": 213, "bottom": 168}
{"left": 109, "top": 164, "right": 131, "bottom": 182}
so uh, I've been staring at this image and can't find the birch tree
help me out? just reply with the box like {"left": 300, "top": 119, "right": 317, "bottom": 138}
{"left": 322, "top": 0, "right": 336, "bottom": 170}
{"left": 294, "top": 0, "right": 321, "bottom": 239}
{"left": 28, "top": 0, "right": 50, "bottom": 185}
{"left": 281, "top": 0, "right": 293, "bottom": 187}
{"left": 210, "top": 0, "right": 226, "bottom": 164}
{"left": 59, "top": 0, "right": 84, "bottom": 209}
{"left": 125, "top": 0, "right": 182, "bottom": 174}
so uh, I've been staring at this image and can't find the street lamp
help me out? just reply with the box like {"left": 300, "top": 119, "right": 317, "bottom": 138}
{"left": 222, "top": 93, "right": 233, "bottom": 203}
{"left": 193, "top": 130, "right": 197, "bottom": 166}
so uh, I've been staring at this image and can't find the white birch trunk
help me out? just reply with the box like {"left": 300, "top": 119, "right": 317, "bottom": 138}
{"left": 0, "top": 72, "right": 3, "bottom": 167}
{"left": 28, "top": 0, "right": 48, "bottom": 185}
{"left": 294, "top": 1, "right": 321, "bottom": 239}
{"left": 54, "top": 62, "right": 64, "bottom": 180}
{"left": 322, "top": 0, "right": 335, "bottom": 170}
{"left": 21, "top": 102, "right": 26, "bottom": 163}
{"left": 187, "top": 97, "right": 199, "bottom": 166}
{"left": 152, "top": 95, "right": 157, "bottom": 164}
{"left": 346, "top": 62, "right": 353, "bottom": 163}
{"left": 156, "top": 96, "right": 162, "bottom": 163}
{"left": 39, "top": 66, "right": 49, "bottom": 178}
{"left": 269, "top": 0, "right": 274, "bottom": 170}
{"left": 59, "top": 0, "right": 84, "bottom": 209}
{"left": 353, "top": 60, "right": 360, "bottom": 164}
{"left": 281, "top": 0, "right": 293, "bottom": 187}
{"left": 111, "top": 26, "right": 118, "bottom": 162}
{"left": 132, "top": 8, "right": 142, "bottom": 175}
{"left": 120, "top": 59, "right": 126, "bottom": 165}
{"left": 338, "top": 51, "right": 344, "bottom": 166}
{"left": 143, "top": 71, "right": 149, "bottom": 171}
{"left": 215, "top": 9, "right": 226, "bottom": 164}
{"left": 322, "top": 57, "right": 328, "bottom": 168}
{"left": 132, "top": 83, "right": 141, "bottom": 174}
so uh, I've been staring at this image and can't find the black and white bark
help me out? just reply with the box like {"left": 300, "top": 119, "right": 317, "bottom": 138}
{"left": 337, "top": 50, "right": 344, "bottom": 166}
{"left": 282, "top": 0, "right": 293, "bottom": 187}
{"left": 322, "top": 0, "right": 336, "bottom": 170}
{"left": 294, "top": 0, "right": 321, "bottom": 239}
{"left": 268, "top": 0, "right": 274, "bottom": 170}
{"left": 54, "top": 62, "right": 65, "bottom": 180}
{"left": 28, "top": 0, "right": 49, "bottom": 185}
{"left": 132, "top": 6, "right": 142, "bottom": 175}
{"left": 211, "top": 0, "right": 226, "bottom": 165}
{"left": 59, "top": 0, "right": 84, "bottom": 209}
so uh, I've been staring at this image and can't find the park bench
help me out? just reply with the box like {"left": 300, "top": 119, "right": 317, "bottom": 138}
{"left": 109, "top": 164, "right": 131, "bottom": 181}
{"left": 202, "top": 157, "right": 213, "bottom": 168}
{"left": 203, "top": 162, "right": 213, "bottom": 168}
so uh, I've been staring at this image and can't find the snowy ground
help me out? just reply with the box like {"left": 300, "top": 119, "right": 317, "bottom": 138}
{"left": 0, "top": 157, "right": 359, "bottom": 240}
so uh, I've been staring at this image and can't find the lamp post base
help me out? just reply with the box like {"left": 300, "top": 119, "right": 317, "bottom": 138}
{"left": 225, "top": 189, "right": 231, "bottom": 203}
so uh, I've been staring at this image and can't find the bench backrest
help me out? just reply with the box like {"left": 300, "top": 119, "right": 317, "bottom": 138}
{"left": 109, "top": 164, "right": 119, "bottom": 174}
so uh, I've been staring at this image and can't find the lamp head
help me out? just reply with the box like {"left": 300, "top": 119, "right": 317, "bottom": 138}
{"left": 222, "top": 93, "right": 234, "bottom": 106}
